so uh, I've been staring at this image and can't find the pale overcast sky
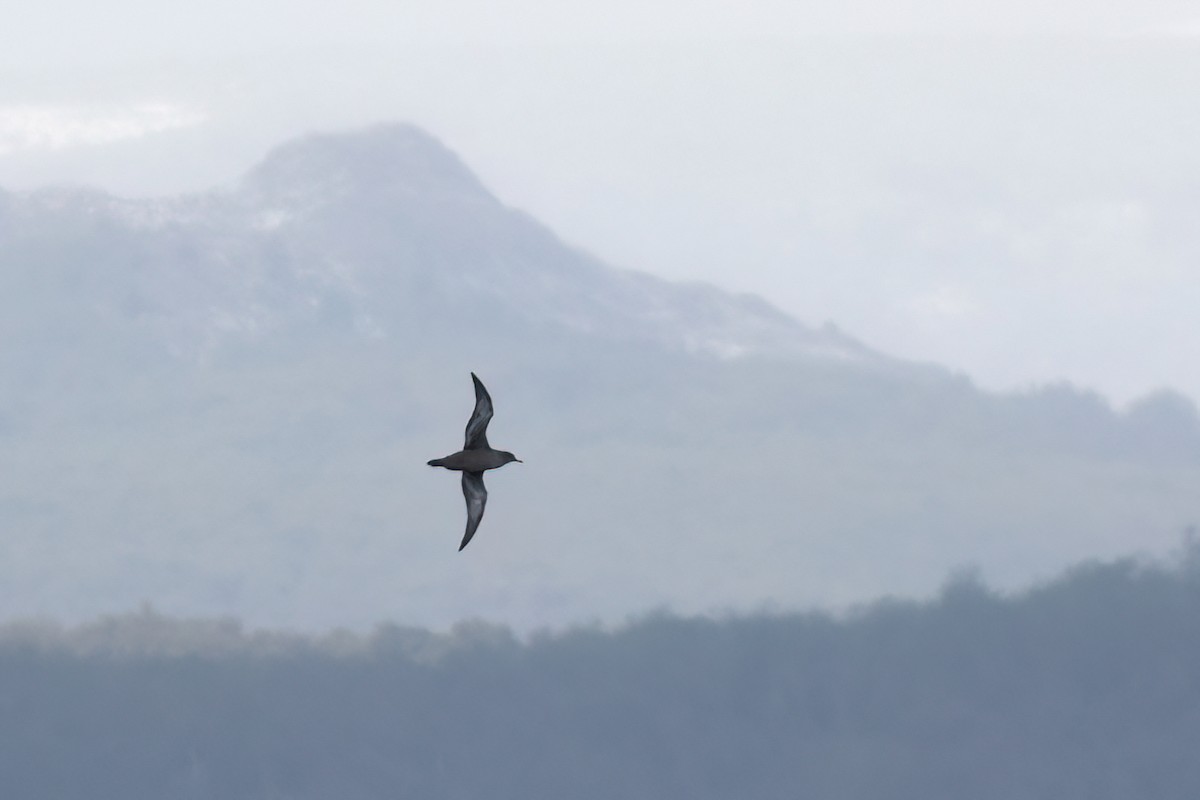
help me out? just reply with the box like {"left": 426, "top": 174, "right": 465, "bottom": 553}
{"left": 2, "top": 1, "right": 1199, "bottom": 404}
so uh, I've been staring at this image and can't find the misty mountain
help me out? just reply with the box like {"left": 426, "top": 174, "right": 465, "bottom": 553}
{"left": 2, "top": 546, "right": 1199, "bottom": 798}
{"left": 1, "top": 123, "right": 1198, "bottom": 630}
{"left": 1, "top": 124, "right": 860, "bottom": 364}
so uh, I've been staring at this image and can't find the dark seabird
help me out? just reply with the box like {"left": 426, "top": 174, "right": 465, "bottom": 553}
{"left": 427, "top": 373, "right": 521, "bottom": 550}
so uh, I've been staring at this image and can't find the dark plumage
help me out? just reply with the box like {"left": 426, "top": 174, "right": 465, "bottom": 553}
{"left": 427, "top": 373, "right": 521, "bottom": 550}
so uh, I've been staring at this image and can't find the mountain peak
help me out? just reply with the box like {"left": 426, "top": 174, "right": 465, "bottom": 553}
{"left": 227, "top": 123, "right": 874, "bottom": 363}
{"left": 241, "top": 123, "right": 495, "bottom": 209}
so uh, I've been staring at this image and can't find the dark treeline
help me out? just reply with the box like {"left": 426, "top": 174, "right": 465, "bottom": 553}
{"left": 3, "top": 545, "right": 1200, "bottom": 799}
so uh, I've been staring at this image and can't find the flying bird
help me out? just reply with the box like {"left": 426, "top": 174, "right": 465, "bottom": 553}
{"left": 427, "top": 373, "right": 522, "bottom": 550}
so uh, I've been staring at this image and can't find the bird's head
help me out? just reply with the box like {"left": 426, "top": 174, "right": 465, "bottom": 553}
{"left": 500, "top": 451, "right": 522, "bottom": 465}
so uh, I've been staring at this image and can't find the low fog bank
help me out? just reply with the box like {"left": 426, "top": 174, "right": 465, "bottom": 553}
{"left": 2, "top": 542, "right": 1199, "bottom": 798}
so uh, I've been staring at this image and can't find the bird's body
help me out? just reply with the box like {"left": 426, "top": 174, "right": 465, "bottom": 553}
{"left": 427, "top": 373, "right": 521, "bottom": 550}
{"left": 427, "top": 449, "right": 519, "bottom": 473}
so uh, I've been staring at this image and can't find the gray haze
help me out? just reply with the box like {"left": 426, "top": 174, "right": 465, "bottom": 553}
{"left": 1, "top": 124, "right": 1197, "bottom": 632}
{"left": 2, "top": 4, "right": 1199, "bottom": 403}
{"left": 5, "top": 9, "right": 1200, "bottom": 795}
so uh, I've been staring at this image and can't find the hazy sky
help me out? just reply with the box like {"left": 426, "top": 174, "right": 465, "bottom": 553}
{"left": 3, "top": 1, "right": 1199, "bottom": 404}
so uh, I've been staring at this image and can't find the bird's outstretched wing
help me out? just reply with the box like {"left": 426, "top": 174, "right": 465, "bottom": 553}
{"left": 460, "top": 471, "right": 487, "bottom": 550}
{"left": 463, "top": 372, "right": 494, "bottom": 450}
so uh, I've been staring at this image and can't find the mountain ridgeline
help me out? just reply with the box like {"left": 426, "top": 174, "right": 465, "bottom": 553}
{"left": 2, "top": 547, "right": 1199, "bottom": 798}
{"left": 1, "top": 123, "right": 1198, "bottom": 630}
